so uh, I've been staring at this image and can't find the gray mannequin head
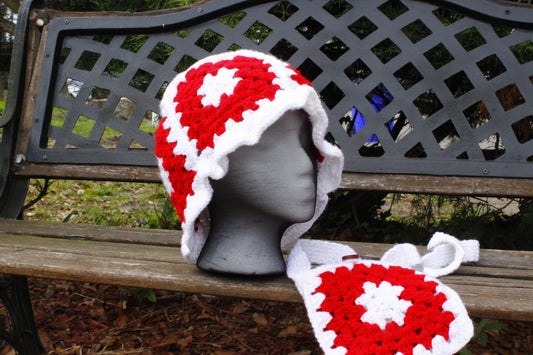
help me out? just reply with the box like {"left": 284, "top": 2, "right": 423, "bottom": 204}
{"left": 196, "top": 109, "right": 317, "bottom": 275}
{"left": 155, "top": 50, "right": 344, "bottom": 275}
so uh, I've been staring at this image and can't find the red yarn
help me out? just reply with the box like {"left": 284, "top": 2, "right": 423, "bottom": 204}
{"left": 157, "top": 55, "right": 323, "bottom": 223}
{"left": 314, "top": 147, "right": 325, "bottom": 163}
{"left": 155, "top": 117, "right": 197, "bottom": 222}
{"left": 174, "top": 56, "right": 281, "bottom": 151}
{"left": 288, "top": 66, "right": 312, "bottom": 87}
{"left": 315, "top": 264, "right": 455, "bottom": 355}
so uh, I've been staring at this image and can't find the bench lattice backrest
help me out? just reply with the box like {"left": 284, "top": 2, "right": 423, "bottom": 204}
{"left": 13, "top": 0, "right": 533, "bottom": 182}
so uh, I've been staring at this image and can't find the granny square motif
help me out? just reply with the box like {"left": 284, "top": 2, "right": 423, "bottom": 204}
{"left": 287, "top": 236, "right": 477, "bottom": 355}
{"left": 155, "top": 50, "right": 344, "bottom": 262}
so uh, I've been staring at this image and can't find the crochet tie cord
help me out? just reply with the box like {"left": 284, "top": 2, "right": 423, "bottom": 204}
{"left": 155, "top": 50, "right": 343, "bottom": 262}
{"left": 287, "top": 233, "right": 480, "bottom": 355}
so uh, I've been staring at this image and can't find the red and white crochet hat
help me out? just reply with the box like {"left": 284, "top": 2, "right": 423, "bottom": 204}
{"left": 155, "top": 50, "right": 344, "bottom": 262}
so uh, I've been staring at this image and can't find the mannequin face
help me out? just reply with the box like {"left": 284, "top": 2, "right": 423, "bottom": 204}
{"left": 211, "top": 109, "right": 318, "bottom": 223}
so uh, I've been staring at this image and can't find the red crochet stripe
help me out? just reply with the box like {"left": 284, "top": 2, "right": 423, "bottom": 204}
{"left": 174, "top": 56, "right": 281, "bottom": 151}
{"left": 315, "top": 264, "right": 455, "bottom": 355}
{"left": 155, "top": 117, "right": 197, "bottom": 222}
{"left": 314, "top": 147, "right": 325, "bottom": 163}
{"left": 287, "top": 66, "right": 312, "bottom": 86}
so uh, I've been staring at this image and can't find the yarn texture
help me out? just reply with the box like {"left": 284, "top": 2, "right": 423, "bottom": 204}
{"left": 155, "top": 50, "right": 344, "bottom": 262}
{"left": 155, "top": 50, "right": 479, "bottom": 355}
{"left": 287, "top": 234, "right": 479, "bottom": 355}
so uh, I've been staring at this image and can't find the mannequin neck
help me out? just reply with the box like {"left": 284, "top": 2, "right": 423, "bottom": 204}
{"left": 196, "top": 201, "right": 288, "bottom": 275}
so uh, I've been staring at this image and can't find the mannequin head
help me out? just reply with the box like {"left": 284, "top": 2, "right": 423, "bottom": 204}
{"left": 155, "top": 50, "right": 344, "bottom": 274}
{"left": 197, "top": 109, "right": 317, "bottom": 275}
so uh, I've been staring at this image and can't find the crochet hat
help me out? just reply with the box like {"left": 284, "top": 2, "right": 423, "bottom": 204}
{"left": 155, "top": 50, "right": 344, "bottom": 262}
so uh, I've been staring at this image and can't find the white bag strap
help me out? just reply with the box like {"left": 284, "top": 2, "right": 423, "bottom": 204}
{"left": 381, "top": 232, "right": 479, "bottom": 278}
{"left": 286, "top": 239, "right": 357, "bottom": 277}
{"left": 287, "top": 232, "right": 479, "bottom": 279}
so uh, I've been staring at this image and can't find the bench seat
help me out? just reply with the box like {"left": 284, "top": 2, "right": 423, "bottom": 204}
{"left": 1, "top": 218, "right": 531, "bottom": 322}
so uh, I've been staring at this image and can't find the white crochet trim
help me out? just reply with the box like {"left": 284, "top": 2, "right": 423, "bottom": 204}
{"left": 158, "top": 50, "right": 344, "bottom": 262}
{"left": 287, "top": 234, "right": 478, "bottom": 355}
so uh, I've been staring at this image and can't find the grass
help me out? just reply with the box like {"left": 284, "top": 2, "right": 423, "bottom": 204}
{"left": 312, "top": 192, "right": 533, "bottom": 251}
{"left": 49, "top": 103, "right": 158, "bottom": 149}
{"left": 23, "top": 177, "right": 533, "bottom": 251}
{"left": 24, "top": 179, "right": 180, "bottom": 229}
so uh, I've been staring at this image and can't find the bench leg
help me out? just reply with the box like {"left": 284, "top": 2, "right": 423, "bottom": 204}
{"left": 0, "top": 274, "right": 44, "bottom": 354}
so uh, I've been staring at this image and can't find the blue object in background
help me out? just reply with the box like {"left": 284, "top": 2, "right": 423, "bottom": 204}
{"left": 350, "top": 84, "right": 395, "bottom": 142}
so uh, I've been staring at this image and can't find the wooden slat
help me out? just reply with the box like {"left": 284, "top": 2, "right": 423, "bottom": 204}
{"left": 13, "top": 163, "right": 162, "bottom": 183}
{"left": 1, "top": 219, "right": 531, "bottom": 270}
{"left": 0, "top": 218, "right": 180, "bottom": 246}
{"left": 2, "top": 219, "right": 532, "bottom": 270}
{"left": 13, "top": 165, "right": 533, "bottom": 197}
{"left": 0, "top": 225, "right": 532, "bottom": 321}
{"left": 0, "top": 239, "right": 299, "bottom": 304}
{"left": 341, "top": 173, "right": 533, "bottom": 197}
{"left": 15, "top": 25, "right": 49, "bottom": 158}
{"left": 339, "top": 241, "right": 533, "bottom": 271}
{"left": 0, "top": 234, "right": 181, "bottom": 263}
{"left": 438, "top": 283, "right": 532, "bottom": 321}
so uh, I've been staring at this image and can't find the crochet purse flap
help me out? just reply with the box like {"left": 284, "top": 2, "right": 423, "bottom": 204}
{"left": 286, "top": 233, "right": 479, "bottom": 355}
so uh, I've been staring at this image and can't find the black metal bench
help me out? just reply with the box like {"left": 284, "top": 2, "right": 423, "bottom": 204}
{"left": 1, "top": 0, "right": 532, "bottom": 353}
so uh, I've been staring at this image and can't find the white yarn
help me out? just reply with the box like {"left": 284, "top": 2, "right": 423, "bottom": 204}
{"left": 157, "top": 50, "right": 344, "bottom": 262}
{"left": 287, "top": 233, "right": 479, "bottom": 355}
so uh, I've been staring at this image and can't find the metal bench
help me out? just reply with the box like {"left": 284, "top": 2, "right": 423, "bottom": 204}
{"left": 1, "top": 0, "right": 532, "bottom": 353}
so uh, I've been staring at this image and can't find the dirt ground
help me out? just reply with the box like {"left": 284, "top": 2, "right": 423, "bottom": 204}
{"left": 1, "top": 277, "right": 531, "bottom": 354}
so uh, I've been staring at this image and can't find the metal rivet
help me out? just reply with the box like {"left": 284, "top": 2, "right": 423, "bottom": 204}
{"left": 505, "top": 9, "right": 510, "bottom": 15}
{"left": 15, "top": 154, "right": 26, "bottom": 165}
{"left": 64, "top": 19, "right": 70, "bottom": 25}
{"left": 45, "top": 53, "right": 50, "bottom": 58}
{"left": 482, "top": 168, "right": 489, "bottom": 175}
{"left": 42, "top": 154, "right": 48, "bottom": 160}
{"left": 36, "top": 18, "right": 45, "bottom": 27}
{"left": 197, "top": 7, "right": 203, "bottom": 13}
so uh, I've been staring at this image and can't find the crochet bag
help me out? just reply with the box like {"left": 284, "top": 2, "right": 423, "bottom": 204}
{"left": 287, "top": 233, "right": 479, "bottom": 355}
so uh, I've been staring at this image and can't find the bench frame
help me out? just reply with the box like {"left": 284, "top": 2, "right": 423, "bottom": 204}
{"left": 1, "top": 0, "right": 532, "bottom": 353}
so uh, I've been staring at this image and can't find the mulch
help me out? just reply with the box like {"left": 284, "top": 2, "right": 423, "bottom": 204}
{"left": 1, "top": 277, "right": 531, "bottom": 354}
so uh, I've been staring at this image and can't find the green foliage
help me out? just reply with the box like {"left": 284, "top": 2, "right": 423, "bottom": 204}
{"left": 44, "top": 0, "right": 200, "bottom": 11}
{"left": 140, "top": 192, "right": 181, "bottom": 230}
{"left": 219, "top": 12, "right": 246, "bottom": 28}
{"left": 119, "top": 286, "right": 157, "bottom": 304}
{"left": 459, "top": 319, "right": 505, "bottom": 354}
{"left": 0, "top": 42, "right": 13, "bottom": 72}
{"left": 435, "top": 198, "right": 533, "bottom": 251}
{"left": 510, "top": 40, "right": 533, "bottom": 64}
{"left": 311, "top": 190, "right": 389, "bottom": 238}
{"left": 244, "top": 21, "right": 272, "bottom": 45}
{"left": 314, "top": 191, "right": 533, "bottom": 251}
{"left": 432, "top": 8, "right": 464, "bottom": 26}
{"left": 90, "top": 0, "right": 199, "bottom": 12}
{"left": 44, "top": 0, "right": 94, "bottom": 11}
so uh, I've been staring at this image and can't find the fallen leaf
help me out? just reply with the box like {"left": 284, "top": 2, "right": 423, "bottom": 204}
{"left": 278, "top": 325, "right": 298, "bottom": 337}
{"left": 233, "top": 301, "right": 250, "bottom": 314}
{"left": 252, "top": 312, "right": 269, "bottom": 327}
{"left": 115, "top": 315, "right": 129, "bottom": 327}
{"left": 177, "top": 335, "right": 193, "bottom": 350}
